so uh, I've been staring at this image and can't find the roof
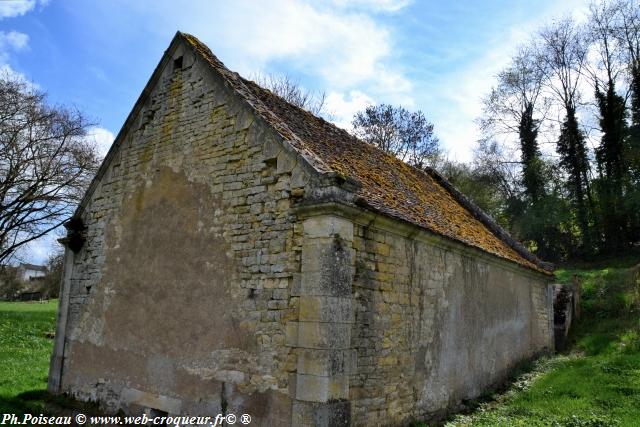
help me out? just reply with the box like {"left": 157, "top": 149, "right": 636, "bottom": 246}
{"left": 185, "top": 33, "right": 551, "bottom": 275}
{"left": 19, "top": 263, "right": 47, "bottom": 272}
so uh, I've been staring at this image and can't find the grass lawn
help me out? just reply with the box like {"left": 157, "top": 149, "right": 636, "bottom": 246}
{"left": 0, "top": 299, "right": 58, "bottom": 414}
{"left": 442, "top": 259, "right": 640, "bottom": 427}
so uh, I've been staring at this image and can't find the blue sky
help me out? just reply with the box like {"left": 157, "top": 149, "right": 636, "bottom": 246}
{"left": 1, "top": 0, "right": 592, "bottom": 263}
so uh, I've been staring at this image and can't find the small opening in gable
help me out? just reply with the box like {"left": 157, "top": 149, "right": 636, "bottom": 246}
{"left": 173, "top": 56, "right": 183, "bottom": 71}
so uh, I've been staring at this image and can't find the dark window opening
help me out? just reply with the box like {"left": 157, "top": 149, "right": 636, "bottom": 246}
{"left": 173, "top": 56, "right": 183, "bottom": 71}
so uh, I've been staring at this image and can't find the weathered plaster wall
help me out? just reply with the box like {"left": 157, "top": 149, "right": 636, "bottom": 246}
{"left": 348, "top": 220, "right": 553, "bottom": 426}
{"left": 55, "top": 41, "right": 311, "bottom": 423}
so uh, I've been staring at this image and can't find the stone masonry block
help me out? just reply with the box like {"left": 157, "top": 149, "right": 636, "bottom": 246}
{"left": 300, "top": 270, "right": 353, "bottom": 297}
{"left": 301, "top": 241, "right": 355, "bottom": 273}
{"left": 297, "top": 321, "right": 351, "bottom": 349}
{"left": 299, "top": 296, "right": 353, "bottom": 323}
{"left": 291, "top": 399, "right": 350, "bottom": 427}
{"left": 276, "top": 150, "right": 297, "bottom": 175}
{"left": 303, "top": 216, "right": 353, "bottom": 241}
{"left": 291, "top": 165, "right": 309, "bottom": 188}
{"left": 285, "top": 321, "right": 299, "bottom": 347}
{"left": 297, "top": 349, "right": 352, "bottom": 376}
{"left": 295, "top": 373, "right": 349, "bottom": 402}
{"left": 300, "top": 239, "right": 354, "bottom": 297}
{"left": 262, "top": 138, "right": 281, "bottom": 161}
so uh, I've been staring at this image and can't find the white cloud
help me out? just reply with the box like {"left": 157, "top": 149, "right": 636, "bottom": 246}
{"left": 87, "top": 126, "right": 115, "bottom": 158}
{"left": 0, "top": 31, "right": 29, "bottom": 64}
{"left": 325, "top": 90, "right": 375, "bottom": 130}
{"left": 0, "top": 0, "right": 47, "bottom": 19}
{"left": 217, "top": 0, "right": 407, "bottom": 92}
{"left": 0, "top": 63, "right": 39, "bottom": 91}
{"left": 0, "top": 31, "right": 29, "bottom": 51}
{"left": 132, "top": 0, "right": 413, "bottom": 109}
{"left": 329, "top": 0, "right": 413, "bottom": 13}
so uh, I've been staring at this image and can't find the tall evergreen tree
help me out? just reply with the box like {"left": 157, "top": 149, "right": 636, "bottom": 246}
{"left": 594, "top": 83, "right": 628, "bottom": 251}
{"left": 518, "top": 102, "right": 544, "bottom": 203}
{"left": 557, "top": 106, "right": 592, "bottom": 253}
{"left": 538, "top": 18, "right": 594, "bottom": 254}
{"left": 615, "top": 0, "right": 640, "bottom": 241}
{"left": 588, "top": 0, "right": 630, "bottom": 252}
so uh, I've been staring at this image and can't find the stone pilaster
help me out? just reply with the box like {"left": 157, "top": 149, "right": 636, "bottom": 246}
{"left": 288, "top": 215, "right": 355, "bottom": 427}
{"left": 48, "top": 243, "right": 76, "bottom": 393}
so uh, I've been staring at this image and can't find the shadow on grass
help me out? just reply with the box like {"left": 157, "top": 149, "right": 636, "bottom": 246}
{"left": 0, "top": 389, "right": 100, "bottom": 417}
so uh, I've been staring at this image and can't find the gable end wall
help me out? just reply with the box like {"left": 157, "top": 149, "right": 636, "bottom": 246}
{"left": 50, "top": 39, "right": 313, "bottom": 424}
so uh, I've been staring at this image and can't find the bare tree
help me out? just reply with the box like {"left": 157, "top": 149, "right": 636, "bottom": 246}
{"left": 351, "top": 104, "right": 440, "bottom": 169}
{"left": 585, "top": 1, "right": 627, "bottom": 89}
{"left": 251, "top": 72, "right": 327, "bottom": 116}
{"left": 480, "top": 45, "right": 550, "bottom": 202}
{"left": 616, "top": 0, "right": 640, "bottom": 75}
{"left": 481, "top": 46, "right": 549, "bottom": 137}
{"left": 0, "top": 72, "right": 99, "bottom": 264}
{"left": 538, "top": 18, "right": 589, "bottom": 113}
{"left": 614, "top": 0, "right": 640, "bottom": 134}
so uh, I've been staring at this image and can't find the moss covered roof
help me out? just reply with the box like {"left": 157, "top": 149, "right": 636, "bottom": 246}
{"left": 181, "top": 32, "right": 551, "bottom": 275}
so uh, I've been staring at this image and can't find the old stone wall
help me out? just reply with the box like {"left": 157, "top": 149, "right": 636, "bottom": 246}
{"left": 348, "top": 219, "right": 553, "bottom": 426}
{"left": 53, "top": 41, "right": 311, "bottom": 424}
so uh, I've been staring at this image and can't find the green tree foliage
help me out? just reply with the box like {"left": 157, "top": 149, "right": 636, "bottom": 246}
{"left": 594, "top": 83, "right": 628, "bottom": 251}
{"left": 615, "top": 0, "right": 640, "bottom": 242}
{"left": 519, "top": 103, "right": 545, "bottom": 203}
{"left": 0, "top": 266, "right": 21, "bottom": 300}
{"left": 556, "top": 106, "right": 593, "bottom": 254}
{"left": 588, "top": 0, "right": 631, "bottom": 252}
{"left": 439, "top": 160, "right": 511, "bottom": 228}
{"left": 42, "top": 251, "right": 63, "bottom": 299}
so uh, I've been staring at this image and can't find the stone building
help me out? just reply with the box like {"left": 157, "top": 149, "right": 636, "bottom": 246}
{"left": 18, "top": 263, "right": 47, "bottom": 281}
{"left": 49, "top": 32, "right": 554, "bottom": 426}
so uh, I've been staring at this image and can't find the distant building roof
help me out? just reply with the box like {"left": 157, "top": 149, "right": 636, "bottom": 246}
{"left": 19, "top": 263, "right": 47, "bottom": 272}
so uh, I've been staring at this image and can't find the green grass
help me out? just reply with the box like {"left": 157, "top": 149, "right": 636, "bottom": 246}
{"left": 0, "top": 300, "right": 58, "bottom": 414}
{"left": 441, "top": 260, "right": 640, "bottom": 427}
